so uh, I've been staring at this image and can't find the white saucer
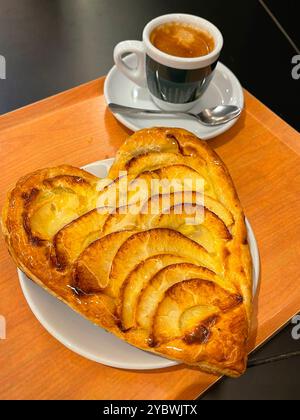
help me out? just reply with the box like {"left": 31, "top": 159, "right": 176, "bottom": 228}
{"left": 104, "top": 55, "right": 244, "bottom": 140}
{"left": 18, "top": 159, "right": 259, "bottom": 370}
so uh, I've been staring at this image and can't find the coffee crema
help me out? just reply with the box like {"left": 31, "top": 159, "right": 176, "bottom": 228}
{"left": 150, "top": 22, "right": 215, "bottom": 58}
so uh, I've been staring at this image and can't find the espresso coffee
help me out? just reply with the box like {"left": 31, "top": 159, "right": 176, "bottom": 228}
{"left": 114, "top": 14, "right": 223, "bottom": 109}
{"left": 150, "top": 22, "right": 215, "bottom": 58}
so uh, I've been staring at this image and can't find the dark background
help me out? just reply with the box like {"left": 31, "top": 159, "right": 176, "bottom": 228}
{"left": 0, "top": 0, "right": 299, "bottom": 400}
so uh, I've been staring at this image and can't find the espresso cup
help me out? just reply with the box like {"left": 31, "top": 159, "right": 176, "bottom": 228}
{"left": 114, "top": 13, "right": 223, "bottom": 111}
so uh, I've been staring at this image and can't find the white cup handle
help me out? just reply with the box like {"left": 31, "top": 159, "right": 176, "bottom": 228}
{"left": 113, "top": 40, "right": 147, "bottom": 88}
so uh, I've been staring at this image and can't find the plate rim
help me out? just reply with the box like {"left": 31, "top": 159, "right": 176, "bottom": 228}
{"left": 18, "top": 270, "right": 178, "bottom": 370}
{"left": 18, "top": 158, "right": 259, "bottom": 370}
{"left": 104, "top": 56, "right": 244, "bottom": 140}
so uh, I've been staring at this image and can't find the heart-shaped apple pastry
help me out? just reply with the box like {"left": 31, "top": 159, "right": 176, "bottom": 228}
{"left": 2, "top": 127, "right": 252, "bottom": 377}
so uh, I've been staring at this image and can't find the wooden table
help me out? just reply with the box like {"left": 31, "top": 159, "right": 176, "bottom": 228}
{"left": 1, "top": 78, "right": 300, "bottom": 400}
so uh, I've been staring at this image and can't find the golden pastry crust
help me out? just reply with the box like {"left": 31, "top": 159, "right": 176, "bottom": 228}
{"left": 2, "top": 128, "right": 252, "bottom": 377}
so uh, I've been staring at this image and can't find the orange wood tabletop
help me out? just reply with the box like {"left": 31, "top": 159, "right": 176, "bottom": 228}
{"left": 1, "top": 78, "right": 300, "bottom": 400}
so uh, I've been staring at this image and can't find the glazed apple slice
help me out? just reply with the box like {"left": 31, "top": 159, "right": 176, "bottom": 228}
{"left": 140, "top": 191, "right": 234, "bottom": 227}
{"left": 152, "top": 278, "right": 244, "bottom": 345}
{"left": 108, "top": 128, "right": 180, "bottom": 179}
{"left": 26, "top": 174, "right": 99, "bottom": 243}
{"left": 125, "top": 151, "right": 209, "bottom": 181}
{"left": 138, "top": 203, "right": 231, "bottom": 253}
{"left": 102, "top": 206, "right": 140, "bottom": 235}
{"left": 73, "top": 230, "right": 137, "bottom": 294}
{"left": 54, "top": 207, "right": 112, "bottom": 268}
{"left": 140, "top": 164, "right": 215, "bottom": 197}
{"left": 136, "top": 263, "right": 217, "bottom": 331}
{"left": 119, "top": 254, "right": 191, "bottom": 331}
{"left": 107, "top": 228, "right": 217, "bottom": 298}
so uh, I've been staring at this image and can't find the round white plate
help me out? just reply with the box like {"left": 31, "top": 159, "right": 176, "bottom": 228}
{"left": 19, "top": 159, "right": 259, "bottom": 370}
{"left": 104, "top": 55, "right": 244, "bottom": 140}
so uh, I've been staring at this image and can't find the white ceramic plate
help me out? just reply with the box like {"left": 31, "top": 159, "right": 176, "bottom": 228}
{"left": 18, "top": 159, "right": 260, "bottom": 370}
{"left": 104, "top": 54, "right": 244, "bottom": 140}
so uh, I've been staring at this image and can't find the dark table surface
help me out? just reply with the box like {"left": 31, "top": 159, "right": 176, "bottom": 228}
{"left": 0, "top": 0, "right": 299, "bottom": 400}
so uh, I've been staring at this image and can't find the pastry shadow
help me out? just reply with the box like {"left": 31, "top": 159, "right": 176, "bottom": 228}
{"left": 247, "top": 252, "right": 262, "bottom": 352}
{"left": 174, "top": 374, "right": 221, "bottom": 400}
